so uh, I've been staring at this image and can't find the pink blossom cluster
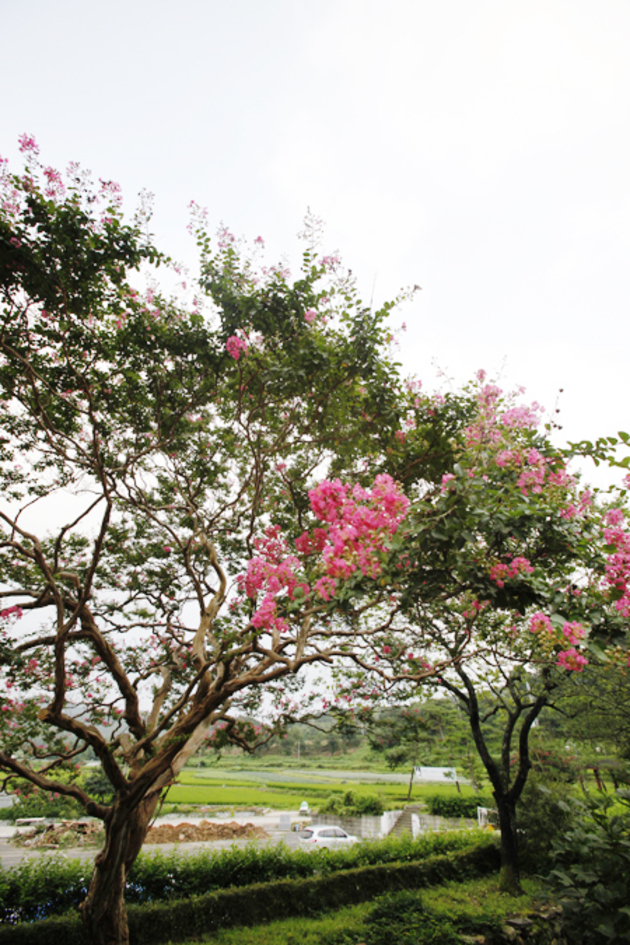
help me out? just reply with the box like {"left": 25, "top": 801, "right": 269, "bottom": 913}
{"left": 43, "top": 166, "right": 65, "bottom": 201}
{"left": 226, "top": 334, "right": 249, "bottom": 360}
{"left": 529, "top": 612, "right": 588, "bottom": 672}
{"left": 18, "top": 133, "right": 39, "bottom": 155}
{"left": 494, "top": 444, "right": 577, "bottom": 505}
{"left": 501, "top": 403, "right": 542, "bottom": 428}
{"left": 237, "top": 475, "right": 410, "bottom": 630}
{"left": 560, "top": 490, "right": 593, "bottom": 521}
{"left": 515, "top": 449, "right": 547, "bottom": 495}
{"left": 440, "top": 473, "right": 456, "bottom": 494}
{"left": 463, "top": 380, "right": 543, "bottom": 455}
{"left": 556, "top": 648, "right": 588, "bottom": 671}
{"left": 217, "top": 225, "right": 236, "bottom": 249}
{"left": 0, "top": 605, "right": 23, "bottom": 621}
{"left": 307, "top": 474, "right": 410, "bottom": 581}
{"left": 489, "top": 556, "right": 534, "bottom": 587}
{"left": 602, "top": 523, "right": 630, "bottom": 616}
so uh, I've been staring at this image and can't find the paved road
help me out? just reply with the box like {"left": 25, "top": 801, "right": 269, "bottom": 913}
{"left": 192, "top": 767, "right": 411, "bottom": 784}
{"left": 0, "top": 812, "right": 301, "bottom": 869}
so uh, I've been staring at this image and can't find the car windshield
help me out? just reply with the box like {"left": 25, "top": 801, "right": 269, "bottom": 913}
{"left": 300, "top": 829, "right": 314, "bottom": 838}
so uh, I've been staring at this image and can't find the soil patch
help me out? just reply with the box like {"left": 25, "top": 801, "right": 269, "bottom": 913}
{"left": 145, "top": 820, "right": 269, "bottom": 843}
{"left": 12, "top": 818, "right": 269, "bottom": 849}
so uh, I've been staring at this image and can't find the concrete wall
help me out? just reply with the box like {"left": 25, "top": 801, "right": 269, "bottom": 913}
{"left": 313, "top": 811, "right": 403, "bottom": 839}
{"left": 312, "top": 810, "right": 477, "bottom": 838}
{"left": 415, "top": 813, "right": 477, "bottom": 831}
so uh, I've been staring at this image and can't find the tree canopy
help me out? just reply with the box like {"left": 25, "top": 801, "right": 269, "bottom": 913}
{"left": 2, "top": 137, "right": 630, "bottom": 937}
{"left": 0, "top": 139, "right": 411, "bottom": 943}
{"left": 331, "top": 375, "right": 630, "bottom": 890}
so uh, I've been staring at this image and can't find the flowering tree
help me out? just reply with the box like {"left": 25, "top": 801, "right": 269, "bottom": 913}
{"left": 333, "top": 376, "right": 628, "bottom": 892}
{"left": 0, "top": 139, "right": 410, "bottom": 944}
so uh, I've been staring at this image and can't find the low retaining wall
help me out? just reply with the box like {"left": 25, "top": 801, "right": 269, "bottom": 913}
{"left": 313, "top": 811, "right": 402, "bottom": 838}
{"left": 415, "top": 813, "right": 477, "bottom": 832}
{"left": 313, "top": 810, "right": 477, "bottom": 837}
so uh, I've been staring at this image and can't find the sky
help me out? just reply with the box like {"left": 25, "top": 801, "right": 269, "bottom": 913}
{"left": 1, "top": 0, "right": 629, "bottom": 463}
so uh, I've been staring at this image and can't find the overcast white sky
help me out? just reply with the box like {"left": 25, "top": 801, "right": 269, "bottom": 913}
{"left": 2, "top": 0, "right": 629, "bottom": 461}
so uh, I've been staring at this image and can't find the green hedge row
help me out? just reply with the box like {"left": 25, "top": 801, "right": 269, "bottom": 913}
{"left": 0, "top": 829, "right": 481, "bottom": 923}
{"left": 0, "top": 841, "right": 500, "bottom": 945}
{"left": 425, "top": 795, "right": 492, "bottom": 819}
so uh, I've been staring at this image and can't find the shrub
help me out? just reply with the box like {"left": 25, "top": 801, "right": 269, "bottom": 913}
{"left": 517, "top": 778, "right": 577, "bottom": 873}
{"left": 318, "top": 789, "right": 384, "bottom": 817}
{"left": 4, "top": 790, "right": 82, "bottom": 821}
{"left": 365, "top": 890, "right": 460, "bottom": 945}
{"left": 0, "top": 830, "right": 488, "bottom": 924}
{"left": 424, "top": 795, "right": 490, "bottom": 819}
{"left": 0, "top": 855, "right": 91, "bottom": 925}
{"left": 0, "top": 842, "right": 500, "bottom": 944}
{"left": 548, "top": 791, "right": 630, "bottom": 944}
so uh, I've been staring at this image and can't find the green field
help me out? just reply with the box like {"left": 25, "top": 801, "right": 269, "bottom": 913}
{"left": 165, "top": 766, "right": 481, "bottom": 811}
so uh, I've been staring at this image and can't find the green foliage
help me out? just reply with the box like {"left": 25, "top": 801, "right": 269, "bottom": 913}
{"left": 548, "top": 791, "right": 630, "bottom": 943}
{"left": 318, "top": 789, "right": 384, "bottom": 816}
{"left": 181, "top": 875, "right": 545, "bottom": 945}
{"left": 2, "top": 784, "right": 82, "bottom": 821}
{"left": 0, "top": 831, "right": 487, "bottom": 924}
{"left": 517, "top": 755, "right": 580, "bottom": 873}
{"left": 364, "top": 890, "right": 460, "bottom": 945}
{"left": 0, "top": 855, "right": 91, "bottom": 925}
{"left": 0, "top": 841, "right": 500, "bottom": 943}
{"left": 424, "top": 795, "right": 489, "bottom": 819}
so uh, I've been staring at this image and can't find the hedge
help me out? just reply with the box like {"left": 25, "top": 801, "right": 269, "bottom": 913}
{"left": 0, "top": 829, "right": 482, "bottom": 924}
{"left": 0, "top": 841, "right": 500, "bottom": 945}
{"left": 424, "top": 795, "right": 492, "bottom": 819}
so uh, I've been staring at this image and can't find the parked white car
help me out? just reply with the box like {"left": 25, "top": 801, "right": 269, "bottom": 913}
{"left": 297, "top": 825, "right": 359, "bottom": 848}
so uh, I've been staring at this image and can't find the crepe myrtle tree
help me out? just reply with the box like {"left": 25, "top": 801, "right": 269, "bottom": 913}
{"left": 0, "top": 138, "right": 412, "bottom": 944}
{"left": 330, "top": 375, "right": 630, "bottom": 893}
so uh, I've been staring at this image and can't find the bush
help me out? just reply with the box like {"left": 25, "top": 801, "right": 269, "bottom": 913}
{"left": 0, "top": 842, "right": 500, "bottom": 944}
{"left": 517, "top": 778, "right": 577, "bottom": 873}
{"left": 0, "top": 830, "right": 487, "bottom": 924}
{"left": 2, "top": 789, "right": 82, "bottom": 822}
{"left": 318, "top": 790, "right": 384, "bottom": 817}
{"left": 424, "top": 795, "right": 490, "bottom": 819}
{"left": 0, "top": 855, "right": 91, "bottom": 925}
{"left": 548, "top": 791, "right": 630, "bottom": 944}
{"left": 365, "top": 890, "right": 460, "bottom": 945}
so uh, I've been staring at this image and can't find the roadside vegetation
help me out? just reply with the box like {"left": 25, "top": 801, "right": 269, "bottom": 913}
{"left": 185, "top": 876, "right": 547, "bottom": 945}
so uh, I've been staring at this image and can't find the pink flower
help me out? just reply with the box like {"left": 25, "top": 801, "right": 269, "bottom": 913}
{"left": 314, "top": 576, "right": 337, "bottom": 601}
{"left": 382, "top": 645, "right": 391, "bottom": 655}
{"left": 441, "top": 473, "right": 456, "bottom": 494}
{"left": 556, "top": 648, "right": 588, "bottom": 672}
{"left": 18, "top": 133, "right": 39, "bottom": 154}
{"left": 530, "top": 612, "right": 553, "bottom": 635}
{"left": 562, "top": 621, "right": 586, "bottom": 645}
{"left": 605, "top": 508, "right": 625, "bottom": 526}
{"left": 226, "top": 335, "right": 249, "bottom": 360}
{"left": 304, "top": 309, "right": 317, "bottom": 323}
{"left": 490, "top": 557, "right": 533, "bottom": 587}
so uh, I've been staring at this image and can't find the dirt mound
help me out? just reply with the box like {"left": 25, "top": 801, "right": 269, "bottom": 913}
{"left": 14, "top": 820, "right": 103, "bottom": 848}
{"left": 145, "top": 820, "right": 269, "bottom": 844}
{"left": 12, "top": 818, "right": 269, "bottom": 849}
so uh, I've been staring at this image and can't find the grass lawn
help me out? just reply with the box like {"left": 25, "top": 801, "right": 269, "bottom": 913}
{"left": 165, "top": 875, "right": 545, "bottom": 944}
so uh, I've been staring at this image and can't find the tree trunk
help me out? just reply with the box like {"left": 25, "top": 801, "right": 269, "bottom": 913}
{"left": 79, "top": 794, "right": 158, "bottom": 945}
{"left": 407, "top": 765, "right": 414, "bottom": 801}
{"left": 495, "top": 793, "right": 522, "bottom": 895}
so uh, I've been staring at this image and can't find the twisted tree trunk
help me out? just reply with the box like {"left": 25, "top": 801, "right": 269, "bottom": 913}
{"left": 79, "top": 795, "right": 158, "bottom": 945}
